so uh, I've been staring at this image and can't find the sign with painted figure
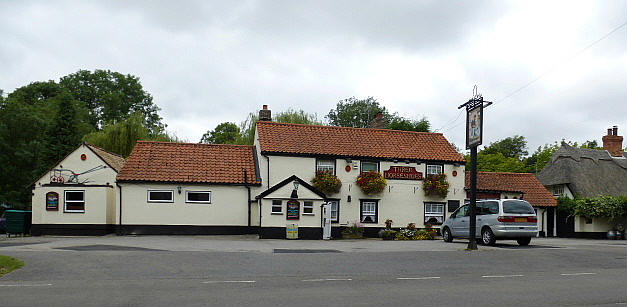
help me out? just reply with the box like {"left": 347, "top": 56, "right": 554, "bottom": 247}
{"left": 466, "top": 104, "right": 483, "bottom": 149}
{"left": 46, "top": 192, "right": 59, "bottom": 211}
{"left": 286, "top": 200, "right": 300, "bottom": 220}
{"left": 384, "top": 166, "right": 423, "bottom": 180}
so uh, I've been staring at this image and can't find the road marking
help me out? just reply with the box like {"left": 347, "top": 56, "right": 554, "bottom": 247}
{"left": 397, "top": 277, "right": 441, "bottom": 280}
{"left": 201, "top": 280, "right": 256, "bottom": 284}
{"left": 481, "top": 274, "right": 524, "bottom": 278}
{"left": 301, "top": 278, "right": 352, "bottom": 282}
{"left": 560, "top": 272, "right": 596, "bottom": 276}
{"left": 0, "top": 283, "right": 53, "bottom": 287}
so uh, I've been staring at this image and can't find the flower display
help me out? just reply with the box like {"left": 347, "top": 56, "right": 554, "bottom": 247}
{"left": 312, "top": 171, "right": 342, "bottom": 194}
{"left": 422, "top": 173, "right": 449, "bottom": 198}
{"left": 356, "top": 171, "right": 387, "bottom": 195}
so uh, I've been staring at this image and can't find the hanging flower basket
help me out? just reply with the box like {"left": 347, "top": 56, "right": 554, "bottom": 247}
{"left": 312, "top": 171, "right": 342, "bottom": 194}
{"left": 356, "top": 171, "right": 387, "bottom": 195}
{"left": 422, "top": 174, "right": 449, "bottom": 198}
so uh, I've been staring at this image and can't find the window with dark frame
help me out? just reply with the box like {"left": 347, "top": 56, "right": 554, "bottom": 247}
{"left": 360, "top": 161, "right": 378, "bottom": 172}
{"left": 303, "top": 201, "right": 314, "bottom": 214}
{"left": 447, "top": 200, "right": 460, "bottom": 213}
{"left": 271, "top": 200, "right": 283, "bottom": 214}
{"left": 64, "top": 190, "right": 85, "bottom": 213}
{"left": 316, "top": 159, "right": 335, "bottom": 173}
{"left": 424, "top": 202, "right": 444, "bottom": 225}
{"left": 148, "top": 190, "right": 174, "bottom": 203}
{"left": 426, "top": 164, "right": 443, "bottom": 176}
{"left": 360, "top": 200, "right": 378, "bottom": 223}
{"left": 186, "top": 191, "right": 211, "bottom": 203}
{"left": 328, "top": 200, "right": 339, "bottom": 222}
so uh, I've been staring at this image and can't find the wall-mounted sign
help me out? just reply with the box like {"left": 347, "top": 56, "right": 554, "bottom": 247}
{"left": 286, "top": 200, "right": 300, "bottom": 220}
{"left": 286, "top": 223, "right": 298, "bottom": 239}
{"left": 46, "top": 192, "right": 59, "bottom": 211}
{"left": 384, "top": 166, "right": 423, "bottom": 180}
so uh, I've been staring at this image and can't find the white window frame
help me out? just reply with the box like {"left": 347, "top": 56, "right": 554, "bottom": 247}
{"left": 271, "top": 200, "right": 283, "bottom": 214}
{"left": 426, "top": 164, "right": 443, "bottom": 176}
{"left": 64, "top": 190, "right": 85, "bottom": 213}
{"left": 424, "top": 202, "right": 445, "bottom": 225}
{"left": 185, "top": 191, "right": 211, "bottom": 204}
{"left": 303, "top": 201, "right": 314, "bottom": 215}
{"left": 328, "top": 200, "right": 339, "bottom": 223}
{"left": 147, "top": 190, "right": 174, "bottom": 203}
{"left": 360, "top": 200, "right": 378, "bottom": 223}
{"left": 552, "top": 185, "right": 564, "bottom": 196}
{"left": 360, "top": 161, "right": 379, "bottom": 173}
{"left": 316, "top": 159, "right": 335, "bottom": 173}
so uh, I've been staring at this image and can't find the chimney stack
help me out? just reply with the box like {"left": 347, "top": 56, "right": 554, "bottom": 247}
{"left": 369, "top": 112, "right": 387, "bottom": 129}
{"left": 602, "top": 126, "right": 623, "bottom": 157}
{"left": 259, "top": 105, "right": 272, "bottom": 121}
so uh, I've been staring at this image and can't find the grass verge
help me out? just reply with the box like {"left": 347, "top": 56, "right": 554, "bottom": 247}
{"left": 0, "top": 255, "right": 24, "bottom": 277}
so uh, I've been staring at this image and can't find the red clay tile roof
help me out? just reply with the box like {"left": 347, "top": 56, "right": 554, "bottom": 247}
{"left": 256, "top": 121, "right": 465, "bottom": 162}
{"left": 117, "top": 141, "right": 260, "bottom": 185}
{"left": 465, "top": 172, "right": 557, "bottom": 207}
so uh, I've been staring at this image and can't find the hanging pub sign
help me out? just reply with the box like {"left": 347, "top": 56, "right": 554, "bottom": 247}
{"left": 465, "top": 102, "right": 483, "bottom": 149}
{"left": 286, "top": 200, "right": 300, "bottom": 220}
{"left": 384, "top": 166, "right": 423, "bottom": 180}
{"left": 46, "top": 192, "right": 59, "bottom": 211}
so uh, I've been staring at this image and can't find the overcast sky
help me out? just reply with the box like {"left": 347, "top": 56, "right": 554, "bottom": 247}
{"left": 1, "top": 1, "right": 626, "bottom": 154}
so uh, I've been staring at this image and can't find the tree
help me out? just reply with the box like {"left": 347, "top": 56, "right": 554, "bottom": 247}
{"left": 83, "top": 112, "right": 176, "bottom": 157}
{"left": 59, "top": 69, "right": 165, "bottom": 134}
{"left": 524, "top": 143, "right": 560, "bottom": 173}
{"left": 387, "top": 116, "right": 430, "bottom": 132}
{"left": 236, "top": 109, "right": 323, "bottom": 145}
{"left": 46, "top": 93, "right": 92, "bottom": 163}
{"left": 326, "top": 97, "right": 390, "bottom": 128}
{"left": 481, "top": 135, "right": 528, "bottom": 158}
{"left": 200, "top": 122, "right": 240, "bottom": 144}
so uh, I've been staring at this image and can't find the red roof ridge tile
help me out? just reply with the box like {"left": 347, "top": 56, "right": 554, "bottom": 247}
{"left": 256, "top": 121, "right": 442, "bottom": 135}
{"left": 135, "top": 140, "right": 255, "bottom": 148}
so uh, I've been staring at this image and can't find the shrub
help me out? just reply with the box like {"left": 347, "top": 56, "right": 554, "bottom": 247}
{"left": 356, "top": 171, "right": 387, "bottom": 195}
{"left": 422, "top": 174, "right": 449, "bottom": 198}
{"left": 312, "top": 171, "right": 342, "bottom": 195}
{"left": 342, "top": 221, "right": 364, "bottom": 239}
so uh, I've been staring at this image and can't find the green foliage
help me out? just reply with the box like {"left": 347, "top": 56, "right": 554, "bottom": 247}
{"left": 236, "top": 109, "right": 323, "bottom": 145}
{"left": 558, "top": 196, "right": 627, "bottom": 229}
{"left": 524, "top": 143, "right": 560, "bottom": 172}
{"left": 200, "top": 122, "right": 240, "bottom": 144}
{"left": 341, "top": 221, "right": 365, "bottom": 239}
{"left": 0, "top": 255, "right": 24, "bottom": 277}
{"left": 482, "top": 135, "right": 528, "bottom": 158}
{"left": 326, "top": 96, "right": 390, "bottom": 128}
{"left": 395, "top": 223, "right": 433, "bottom": 240}
{"left": 556, "top": 196, "right": 577, "bottom": 213}
{"left": 422, "top": 174, "right": 450, "bottom": 198}
{"left": 387, "top": 116, "right": 430, "bottom": 132}
{"left": 356, "top": 171, "right": 387, "bottom": 195}
{"left": 311, "top": 171, "right": 342, "bottom": 195}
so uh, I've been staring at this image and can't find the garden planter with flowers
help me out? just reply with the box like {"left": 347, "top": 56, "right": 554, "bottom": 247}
{"left": 422, "top": 174, "right": 449, "bottom": 198}
{"left": 312, "top": 171, "right": 342, "bottom": 195}
{"left": 356, "top": 171, "right": 387, "bottom": 195}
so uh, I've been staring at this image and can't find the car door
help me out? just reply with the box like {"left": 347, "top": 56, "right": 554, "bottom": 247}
{"left": 451, "top": 205, "right": 469, "bottom": 237}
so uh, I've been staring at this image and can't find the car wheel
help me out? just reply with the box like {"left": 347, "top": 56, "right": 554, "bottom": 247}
{"left": 481, "top": 227, "right": 496, "bottom": 246}
{"left": 442, "top": 227, "right": 453, "bottom": 243}
{"left": 517, "top": 237, "right": 531, "bottom": 246}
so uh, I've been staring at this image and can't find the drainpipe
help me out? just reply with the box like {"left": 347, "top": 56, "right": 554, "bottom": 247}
{"left": 116, "top": 183, "right": 123, "bottom": 236}
{"left": 265, "top": 155, "right": 270, "bottom": 189}
{"left": 258, "top": 200, "right": 262, "bottom": 239}
{"left": 244, "top": 169, "right": 251, "bottom": 231}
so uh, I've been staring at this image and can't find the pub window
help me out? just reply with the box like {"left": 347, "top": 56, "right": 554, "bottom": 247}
{"left": 424, "top": 202, "right": 444, "bottom": 225}
{"left": 303, "top": 201, "right": 314, "bottom": 215}
{"left": 360, "top": 200, "right": 378, "bottom": 223}
{"left": 186, "top": 191, "right": 211, "bottom": 204}
{"left": 328, "top": 200, "right": 340, "bottom": 223}
{"left": 64, "top": 190, "right": 85, "bottom": 213}
{"left": 360, "top": 161, "right": 379, "bottom": 173}
{"left": 316, "top": 159, "right": 335, "bottom": 173}
{"left": 447, "top": 200, "right": 460, "bottom": 213}
{"left": 271, "top": 200, "right": 283, "bottom": 214}
{"left": 148, "top": 190, "right": 174, "bottom": 203}
{"left": 426, "top": 164, "right": 443, "bottom": 176}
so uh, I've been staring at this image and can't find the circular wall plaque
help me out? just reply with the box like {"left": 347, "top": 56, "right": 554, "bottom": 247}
{"left": 345, "top": 165, "right": 351, "bottom": 172}
{"left": 452, "top": 170, "right": 458, "bottom": 177}
{"left": 81, "top": 154, "right": 87, "bottom": 161}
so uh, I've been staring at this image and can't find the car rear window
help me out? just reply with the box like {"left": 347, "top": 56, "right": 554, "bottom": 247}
{"left": 503, "top": 200, "right": 535, "bottom": 214}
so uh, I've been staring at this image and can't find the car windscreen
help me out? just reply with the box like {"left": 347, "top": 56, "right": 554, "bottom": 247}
{"left": 503, "top": 200, "right": 535, "bottom": 214}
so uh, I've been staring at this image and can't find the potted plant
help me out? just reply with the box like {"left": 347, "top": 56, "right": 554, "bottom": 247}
{"left": 356, "top": 171, "right": 387, "bottom": 195}
{"left": 341, "top": 221, "right": 364, "bottom": 239}
{"left": 422, "top": 174, "right": 450, "bottom": 198}
{"left": 312, "top": 171, "right": 342, "bottom": 195}
{"left": 379, "top": 219, "right": 396, "bottom": 240}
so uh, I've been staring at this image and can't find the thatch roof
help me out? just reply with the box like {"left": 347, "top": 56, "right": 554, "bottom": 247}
{"left": 536, "top": 143, "right": 627, "bottom": 197}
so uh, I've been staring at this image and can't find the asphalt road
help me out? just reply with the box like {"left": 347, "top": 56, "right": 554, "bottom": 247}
{"left": 1, "top": 238, "right": 626, "bottom": 306}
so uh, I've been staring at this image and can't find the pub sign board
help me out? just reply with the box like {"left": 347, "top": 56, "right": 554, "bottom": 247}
{"left": 46, "top": 192, "right": 59, "bottom": 211}
{"left": 286, "top": 200, "right": 300, "bottom": 220}
{"left": 384, "top": 166, "right": 423, "bottom": 180}
{"left": 466, "top": 104, "right": 483, "bottom": 149}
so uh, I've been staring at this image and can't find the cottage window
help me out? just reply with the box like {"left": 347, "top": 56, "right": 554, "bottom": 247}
{"left": 186, "top": 191, "right": 211, "bottom": 203}
{"left": 552, "top": 185, "right": 564, "bottom": 196}
{"left": 316, "top": 159, "right": 335, "bottom": 173}
{"left": 271, "top": 200, "right": 283, "bottom": 214}
{"left": 360, "top": 200, "right": 378, "bottom": 223}
{"left": 64, "top": 190, "right": 85, "bottom": 213}
{"left": 148, "top": 190, "right": 174, "bottom": 203}
{"left": 303, "top": 201, "right": 314, "bottom": 215}
{"left": 424, "top": 202, "right": 444, "bottom": 225}
{"left": 426, "top": 164, "right": 443, "bottom": 176}
{"left": 360, "top": 161, "right": 379, "bottom": 172}
{"left": 328, "top": 200, "right": 339, "bottom": 223}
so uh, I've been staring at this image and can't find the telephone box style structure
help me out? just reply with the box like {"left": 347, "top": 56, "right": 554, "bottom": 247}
{"left": 31, "top": 143, "right": 125, "bottom": 235}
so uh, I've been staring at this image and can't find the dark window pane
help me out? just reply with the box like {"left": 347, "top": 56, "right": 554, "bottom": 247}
{"left": 150, "top": 191, "right": 172, "bottom": 201}
{"left": 188, "top": 192, "right": 210, "bottom": 202}
{"left": 503, "top": 200, "right": 534, "bottom": 214}
{"left": 447, "top": 200, "right": 460, "bottom": 212}
{"left": 66, "top": 191, "right": 84, "bottom": 201}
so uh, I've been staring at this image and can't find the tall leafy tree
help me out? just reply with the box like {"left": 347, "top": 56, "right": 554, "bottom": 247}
{"left": 200, "top": 122, "right": 240, "bottom": 144}
{"left": 236, "top": 109, "right": 323, "bottom": 145}
{"left": 387, "top": 116, "right": 430, "bottom": 132}
{"left": 481, "top": 135, "right": 528, "bottom": 158}
{"left": 326, "top": 97, "right": 390, "bottom": 128}
{"left": 59, "top": 69, "right": 165, "bottom": 134}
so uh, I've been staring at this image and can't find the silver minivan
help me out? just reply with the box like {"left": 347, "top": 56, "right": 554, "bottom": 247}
{"left": 441, "top": 199, "right": 538, "bottom": 246}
